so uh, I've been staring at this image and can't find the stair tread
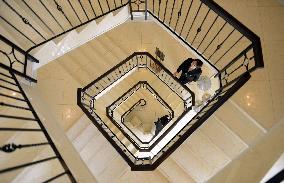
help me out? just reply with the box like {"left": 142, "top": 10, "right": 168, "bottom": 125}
{"left": 215, "top": 101, "right": 265, "bottom": 145}
{"left": 67, "top": 115, "right": 91, "bottom": 141}
{"left": 185, "top": 130, "right": 231, "bottom": 170}
{"left": 97, "top": 155, "right": 129, "bottom": 183}
{"left": 172, "top": 144, "right": 215, "bottom": 182}
{"left": 87, "top": 142, "right": 118, "bottom": 177}
{"left": 117, "top": 169, "right": 171, "bottom": 183}
{"left": 72, "top": 124, "right": 98, "bottom": 151}
{"left": 199, "top": 115, "right": 248, "bottom": 159}
{"left": 80, "top": 133, "right": 107, "bottom": 162}
{"left": 159, "top": 157, "right": 196, "bottom": 183}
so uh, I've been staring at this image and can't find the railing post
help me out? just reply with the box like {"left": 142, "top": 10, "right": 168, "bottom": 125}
{"left": 145, "top": 0, "right": 148, "bottom": 20}
{"left": 0, "top": 71, "right": 76, "bottom": 182}
{"left": 129, "top": 0, "right": 134, "bottom": 20}
{"left": 0, "top": 35, "right": 38, "bottom": 82}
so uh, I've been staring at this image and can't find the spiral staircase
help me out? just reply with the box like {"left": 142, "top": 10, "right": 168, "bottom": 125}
{"left": 1, "top": 0, "right": 283, "bottom": 183}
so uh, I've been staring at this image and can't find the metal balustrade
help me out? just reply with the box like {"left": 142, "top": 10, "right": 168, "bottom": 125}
{"left": 78, "top": 52, "right": 194, "bottom": 168}
{"left": 142, "top": 0, "right": 263, "bottom": 91}
{"left": 0, "top": 0, "right": 129, "bottom": 82}
{"left": 82, "top": 52, "right": 193, "bottom": 107}
{"left": 0, "top": 68, "right": 76, "bottom": 182}
{"left": 0, "top": 0, "right": 264, "bottom": 172}
{"left": 0, "top": 35, "right": 38, "bottom": 82}
{"left": 106, "top": 81, "right": 175, "bottom": 148}
{"left": 121, "top": 98, "right": 147, "bottom": 123}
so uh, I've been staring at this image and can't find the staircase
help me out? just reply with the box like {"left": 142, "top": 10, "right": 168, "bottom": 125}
{"left": 0, "top": 67, "right": 77, "bottom": 182}
{"left": 58, "top": 26, "right": 264, "bottom": 181}
{"left": 0, "top": 0, "right": 268, "bottom": 182}
{"left": 0, "top": 0, "right": 130, "bottom": 82}
{"left": 32, "top": 5, "right": 129, "bottom": 72}
{"left": 67, "top": 98, "right": 265, "bottom": 183}
{"left": 2, "top": 22, "right": 265, "bottom": 183}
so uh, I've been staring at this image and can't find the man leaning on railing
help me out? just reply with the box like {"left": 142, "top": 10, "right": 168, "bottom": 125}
{"left": 173, "top": 58, "right": 203, "bottom": 85}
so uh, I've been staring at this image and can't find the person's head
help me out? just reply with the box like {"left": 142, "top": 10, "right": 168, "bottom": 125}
{"left": 191, "top": 59, "right": 203, "bottom": 69}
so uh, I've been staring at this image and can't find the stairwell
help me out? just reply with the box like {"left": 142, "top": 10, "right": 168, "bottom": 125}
{"left": 0, "top": 0, "right": 277, "bottom": 182}
{"left": 32, "top": 22, "right": 265, "bottom": 182}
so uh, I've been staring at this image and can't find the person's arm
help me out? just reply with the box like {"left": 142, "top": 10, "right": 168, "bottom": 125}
{"left": 173, "top": 71, "right": 180, "bottom": 77}
{"left": 177, "top": 59, "right": 189, "bottom": 73}
{"left": 174, "top": 59, "right": 190, "bottom": 77}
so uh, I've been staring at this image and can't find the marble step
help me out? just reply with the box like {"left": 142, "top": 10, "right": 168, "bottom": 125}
{"left": 32, "top": 5, "right": 130, "bottom": 72}
{"left": 96, "top": 34, "right": 129, "bottom": 64}
{"left": 117, "top": 168, "right": 170, "bottom": 183}
{"left": 79, "top": 132, "right": 109, "bottom": 163}
{"left": 199, "top": 115, "right": 248, "bottom": 159}
{"left": 158, "top": 157, "right": 196, "bottom": 183}
{"left": 96, "top": 155, "right": 129, "bottom": 183}
{"left": 67, "top": 115, "right": 92, "bottom": 141}
{"left": 72, "top": 123, "right": 98, "bottom": 152}
{"left": 214, "top": 100, "right": 266, "bottom": 145}
{"left": 172, "top": 144, "right": 214, "bottom": 183}
{"left": 185, "top": 129, "right": 231, "bottom": 177}
{"left": 86, "top": 139, "right": 119, "bottom": 178}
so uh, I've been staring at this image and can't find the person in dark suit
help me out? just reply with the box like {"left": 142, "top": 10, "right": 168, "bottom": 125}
{"left": 173, "top": 58, "right": 203, "bottom": 85}
{"left": 154, "top": 115, "right": 170, "bottom": 136}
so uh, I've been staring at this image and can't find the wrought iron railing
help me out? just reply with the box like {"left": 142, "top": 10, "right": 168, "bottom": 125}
{"left": 78, "top": 52, "right": 194, "bottom": 168}
{"left": 128, "top": 0, "right": 263, "bottom": 170}
{"left": 121, "top": 98, "right": 147, "bottom": 123}
{"left": 129, "top": 0, "right": 148, "bottom": 20}
{"left": 82, "top": 52, "right": 194, "bottom": 108}
{"left": 0, "top": 68, "right": 76, "bottom": 182}
{"left": 147, "top": 72, "right": 252, "bottom": 170}
{"left": 0, "top": 35, "right": 38, "bottom": 83}
{"left": 0, "top": 0, "right": 264, "bottom": 171}
{"left": 79, "top": 0, "right": 263, "bottom": 170}
{"left": 145, "top": 0, "right": 263, "bottom": 88}
{"left": 106, "top": 81, "right": 175, "bottom": 148}
{"left": 0, "top": 0, "right": 129, "bottom": 82}
{"left": 78, "top": 51, "right": 252, "bottom": 170}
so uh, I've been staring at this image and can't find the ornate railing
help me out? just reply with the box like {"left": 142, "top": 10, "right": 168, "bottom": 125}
{"left": 127, "top": 0, "right": 263, "bottom": 170}
{"left": 147, "top": 72, "right": 252, "bottom": 170}
{"left": 78, "top": 0, "right": 263, "bottom": 170}
{"left": 0, "top": 0, "right": 130, "bottom": 81}
{"left": 78, "top": 51, "right": 252, "bottom": 170}
{"left": 82, "top": 52, "right": 194, "bottom": 108}
{"left": 78, "top": 52, "right": 194, "bottom": 168}
{"left": 0, "top": 68, "right": 76, "bottom": 182}
{"left": 121, "top": 98, "right": 147, "bottom": 123}
{"left": 0, "top": 0, "right": 264, "bottom": 172}
{"left": 145, "top": 0, "right": 263, "bottom": 89}
{"left": 0, "top": 35, "right": 38, "bottom": 82}
{"left": 106, "top": 81, "right": 175, "bottom": 148}
{"left": 129, "top": 0, "right": 148, "bottom": 20}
